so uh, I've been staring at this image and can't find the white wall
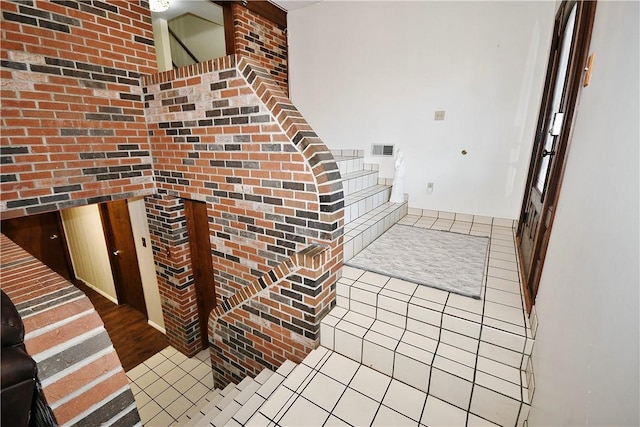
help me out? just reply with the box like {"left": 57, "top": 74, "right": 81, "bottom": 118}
{"left": 61, "top": 204, "right": 118, "bottom": 302}
{"left": 153, "top": 18, "right": 173, "bottom": 72}
{"left": 287, "top": 1, "right": 555, "bottom": 218}
{"left": 169, "top": 13, "right": 225, "bottom": 67}
{"left": 128, "top": 198, "right": 166, "bottom": 333}
{"left": 528, "top": 1, "right": 639, "bottom": 425}
{"left": 62, "top": 200, "right": 166, "bottom": 333}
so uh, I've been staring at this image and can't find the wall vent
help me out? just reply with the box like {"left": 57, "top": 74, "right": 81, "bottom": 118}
{"left": 371, "top": 144, "right": 395, "bottom": 157}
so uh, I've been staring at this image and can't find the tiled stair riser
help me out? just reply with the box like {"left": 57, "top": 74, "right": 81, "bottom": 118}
{"left": 186, "top": 361, "right": 297, "bottom": 426}
{"left": 332, "top": 150, "right": 410, "bottom": 263}
{"left": 323, "top": 229, "right": 534, "bottom": 427}
{"left": 343, "top": 202, "right": 408, "bottom": 262}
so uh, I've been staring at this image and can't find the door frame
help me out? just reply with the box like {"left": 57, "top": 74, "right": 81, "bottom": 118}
{"left": 184, "top": 198, "right": 218, "bottom": 349}
{"left": 517, "top": 0, "right": 597, "bottom": 312}
{"left": 1, "top": 211, "right": 76, "bottom": 281}
{"left": 99, "top": 199, "right": 148, "bottom": 318}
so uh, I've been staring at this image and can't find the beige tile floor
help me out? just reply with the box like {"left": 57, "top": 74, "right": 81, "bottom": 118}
{"left": 129, "top": 211, "right": 533, "bottom": 426}
{"left": 127, "top": 346, "right": 214, "bottom": 426}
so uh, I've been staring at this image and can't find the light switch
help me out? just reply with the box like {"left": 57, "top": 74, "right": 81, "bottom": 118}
{"left": 434, "top": 110, "right": 445, "bottom": 121}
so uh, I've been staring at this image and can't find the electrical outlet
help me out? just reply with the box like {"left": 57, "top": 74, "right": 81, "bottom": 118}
{"left": 434, "top": 110, "right": 445, "bottom": 121}
{"left": 427, "top": 182, "right": 434, "bottom": 194}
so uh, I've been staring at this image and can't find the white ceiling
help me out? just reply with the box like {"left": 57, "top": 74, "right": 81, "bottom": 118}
{"left": 151, "top": 0, "right": 321, "bottom": 24}
{"left": 151, "top": 0, "right": 224, "bottom": 25}
{"left": 270, "top": 1, "right": 322, "bottom": 12}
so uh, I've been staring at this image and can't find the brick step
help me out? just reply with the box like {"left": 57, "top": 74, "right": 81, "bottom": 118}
{"left": 343, "top": 200, "right": 408, "bottom": 262}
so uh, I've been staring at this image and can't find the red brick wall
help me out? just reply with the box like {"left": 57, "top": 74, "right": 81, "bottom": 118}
{"left": 0, "top": 0, "right": 157, "bottom": 219}
{"left": 209, "top": 244, "right": 333, "bottom": 386}
{"left": 0, "top": 234, "right": 139, "bottom": 426}
{"left": 1, "top": 0, "right": 344, "bottom": 378}
{"left": 231, "top": 3, "right": 288, "bottom": 91}
{"left": 142, "top": 56, "right": 344, "bottom": 374}
{"left": 144, "top": 193, "right": 202, "bottom": 356}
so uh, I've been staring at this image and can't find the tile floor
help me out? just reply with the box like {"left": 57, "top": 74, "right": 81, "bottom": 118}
{"left": 245, "top": 345, "right": 521, "bottom": 427}
{"left": 129, "top": 211, "right": 534, "bottom": 426}
{"left": 126, "top": 346, "right": 215, "bottom": 426}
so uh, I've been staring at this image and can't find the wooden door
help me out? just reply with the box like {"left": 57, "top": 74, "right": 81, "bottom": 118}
{"left": 184, "top": 199, "right": 217, "bottom": 348}
{"left": 1, "top": 211, "right": 74, "bottom": 281}
{"left": 99, "top": 200, "right": 148, "bottom": 318}
{"left": 517, "top": 0, "right": 596, "bottom": 311}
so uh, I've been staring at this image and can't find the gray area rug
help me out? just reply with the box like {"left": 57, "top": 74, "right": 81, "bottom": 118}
{"left": 346, "top": 224, "right": 489, "bottom": 299}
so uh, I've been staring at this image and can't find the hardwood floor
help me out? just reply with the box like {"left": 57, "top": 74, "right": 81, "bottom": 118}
{"left": 74, "top": 281, "right": 169, "bottom": 372}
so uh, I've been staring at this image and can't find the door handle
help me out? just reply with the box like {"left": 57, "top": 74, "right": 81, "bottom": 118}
{"left": 542, "top": 149, "right": 556, "bottom": 157}
{"left": 50, "top": 234, "right": 58, "bottom": 240}
{"left": 112, "top": 250, "right": 121, "bottom": 256}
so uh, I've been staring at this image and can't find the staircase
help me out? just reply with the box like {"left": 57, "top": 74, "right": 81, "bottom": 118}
{"left": 139, "top": 150, "right": 532, "bottom": 426}
{"left": 332, "top": 149, "right": 408, "bottom": 262}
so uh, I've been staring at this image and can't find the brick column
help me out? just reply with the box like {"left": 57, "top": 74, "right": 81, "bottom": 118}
{"left": 145, "top": 193, "right": 200, "bottom": 356}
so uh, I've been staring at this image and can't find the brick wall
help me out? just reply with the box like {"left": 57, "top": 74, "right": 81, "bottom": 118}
{"left": 209, "top": 244, "right": 331, "bottom": 387}
{"left": 144, "top": 193, "right": 202, "bottom": 356}
{"left": 230, "top": 3, "right": 288, "bottom": 91}
{"left": 142, "top": 55, "right": 344, "bottom": 373}
{"left": 1, "top": 0, "right": 344, "bottom": 383}
{"left": 0, "top": 0, "right": 156, "bottom": 219}
{"left": 0, "top": 234, "right": 139, "bottom": 426}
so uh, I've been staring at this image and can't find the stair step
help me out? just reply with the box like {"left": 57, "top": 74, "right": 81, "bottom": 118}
{"left": 185, "top": 383, "right": 230, "bottom": 426}
{"left": 320, "top": 276, "right": 531, "bottom": 415}
{"left": 340, "top": 168, "right": 380, "bottom": 196}
{"left": 334, "top": 155, "right": 365, "bottom": 176}
{"left": 244, "top": 349, "right": 329, "bottom": 425}
{"left": 182, "top": 388, "right": 222, "bottom": 424}
{"left": 344, "top": 184, "right": 393, "bottom": 223}
{"left": 343, "top": 200, "right": 408, "bottom": 262}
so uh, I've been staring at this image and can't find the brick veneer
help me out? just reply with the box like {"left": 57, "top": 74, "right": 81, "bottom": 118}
{"left": 1, "top": 0, "right": 344, "bottom": 382}
{"left": 209, "top": 244, "right": 330, "bottom": 387}
{"left": 229, "top": 3, "right": 288, "bottom": 91}
{"left": 0, "top": 234, "right": 139, "bottom": 426}
{"left": 144, "top": 193, "right": 202, "bottom": 356}
{"left": 142, "top": 55, "right": 344, "bottom": 372}
{"left": 0, "top": 0, "right": 157, "bottom": 219}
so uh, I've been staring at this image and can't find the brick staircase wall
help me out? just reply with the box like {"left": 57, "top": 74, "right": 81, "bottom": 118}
{"left": 209, "top": 244, "right": 330, "bottom": 388}
{"left": 142, "top": 54, "right": 344, "bottom": 365}
{"left": 0, "top": 234, "right": 139, "bottom": 426}
{"left": 0, "top": 0, "right": 157, "bottom": 219}
{"left": 228, "top": 3, "right": 288, "bottom": 91}
{"left": 2, "top": 0, "right": 342, "bottom": 382}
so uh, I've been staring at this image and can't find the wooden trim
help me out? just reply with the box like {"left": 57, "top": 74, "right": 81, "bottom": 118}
{"left": 517, "top": 0, "right": 597, "bottom": 312}
{"left": 55, "top": 211, "right": 77, "bottom": 282}
{"left": 184, "top": 199, "right": 217, "bottom": 349}
{"left": 529, "top": 0, "right": 597, "bottom": 296}
{"left": 218, "top": 1, "right": 236, "bottom": 56}
{"left": 245, "top": 1, "right": 287, "bottom": 29}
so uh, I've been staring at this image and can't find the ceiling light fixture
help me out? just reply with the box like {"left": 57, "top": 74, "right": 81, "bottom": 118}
{"left": 149, "top": 0, "right": 170, "bottom": 13}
